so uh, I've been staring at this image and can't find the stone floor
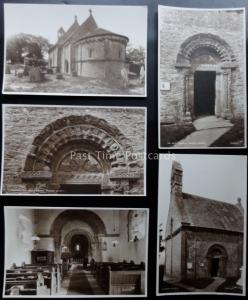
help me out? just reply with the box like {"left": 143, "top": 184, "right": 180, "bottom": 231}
{"left": 59, "top": 264, "right": 104, "bottom": 295}
{"left": 173, "top": 116, "right": 233, "bottom": 148}
{"left": 165, "top": 277, "right": 226, "bottom": 293}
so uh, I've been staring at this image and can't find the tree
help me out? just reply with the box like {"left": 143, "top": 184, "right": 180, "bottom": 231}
{"left": 6, "top": 33, "right": 51, "bottom": 64}
{"left": 126, "top": 45, "right": 145, "bottom": 64}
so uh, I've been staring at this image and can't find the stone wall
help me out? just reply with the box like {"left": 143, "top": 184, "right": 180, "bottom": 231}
{"left": 164, "top": 232, "right": 182, "bottom": 279}
{"left": 184, "top": 229, "right": 243, "bottom": 279}
{"left": 5, "top": 208, "right": 34, "bottom": 268}
{"left": 159, "top": 7, "right": 245, "bottom": 123}
{"left": 2, "top": 105, "right": 145, "bottom": 194}
{"left": 75, "top": 36, "right": 126, "bottom": 79}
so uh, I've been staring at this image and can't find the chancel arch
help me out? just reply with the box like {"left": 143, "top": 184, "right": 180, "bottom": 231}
{"left": 50, "top": 210, "right": 107, "bottom": 262}
{"left": 21, "top": 115, "right": 141, "bottom": 194}
{"left": 175, "top": 33, "right": 237, "bottom": 121}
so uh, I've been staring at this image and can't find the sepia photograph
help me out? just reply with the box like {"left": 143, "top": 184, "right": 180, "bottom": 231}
{"left": 2, "top": 4, "right": 147, "bottom": 97}
{"left": 158, "top": 6, "right": 247, "bottom": 148}
{"left": 3, "top": 207, "right": 149, "bottom": 297}
{"left": 1, "top": 105, "right": 146, "bottom": 196}
{"left": 157, "top": 154, "right": 246, "bottom": 295}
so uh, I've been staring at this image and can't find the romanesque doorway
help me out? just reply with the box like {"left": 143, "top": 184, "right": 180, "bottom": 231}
{"left": 207, "top": 245, "right": 227, "bottom": 278}
{"left": 65, "top": 60, "right": 69, "bottom": 73}
{"left": 22, "top": 115, "right": 141, "bottom": 195}
{"left": 211, "top": 257, "right": 220, "bottom": 277}
{"left": 175, "top": 33, "right": 237, "bottom": 121}
{"left": 194, "top": 71, "right": 216, "bottom": 117}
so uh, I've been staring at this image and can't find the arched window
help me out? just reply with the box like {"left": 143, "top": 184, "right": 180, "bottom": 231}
{"left": 76, "top": 244, "right": 80, "bottom": 251}
{"left": 88, "top": 48, "right": 93, "bottom": 58}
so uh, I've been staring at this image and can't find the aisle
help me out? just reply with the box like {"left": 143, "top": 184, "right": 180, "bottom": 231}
{"left": 60, "top": 264, "right": 104, "bottom": 295}
{"left": 67, "top": 266, "right": 93, "bottom": 295}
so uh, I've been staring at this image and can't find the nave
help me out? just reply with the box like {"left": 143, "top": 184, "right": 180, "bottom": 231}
{"left": 4, "top": 207, "right": 148, "bottom": 296}
{"left": 59, "top": 263, "right": 104, "bottom": 295}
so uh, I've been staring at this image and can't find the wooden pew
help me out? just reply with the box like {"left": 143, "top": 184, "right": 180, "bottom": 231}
{"left": 91, "top": 261, "right": 145, "bottom": 295}
{"left": 5, "top": 264, "right": 61, "bottom": 296}
{"left": 109, "top": 268, "right": 145, "bottom": 295}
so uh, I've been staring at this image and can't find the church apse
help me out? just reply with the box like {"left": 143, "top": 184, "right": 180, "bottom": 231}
{"left": 48, "top": 10, "right": 129, "bottom": 80}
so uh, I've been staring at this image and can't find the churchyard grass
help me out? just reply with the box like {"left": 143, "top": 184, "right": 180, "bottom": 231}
{"left": 3, "top": 73, "right": 144, "bottom": 95}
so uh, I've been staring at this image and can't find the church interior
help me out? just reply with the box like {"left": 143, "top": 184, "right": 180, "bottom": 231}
{"left": 4, "top": 207, "right": 148, "bottom": 296}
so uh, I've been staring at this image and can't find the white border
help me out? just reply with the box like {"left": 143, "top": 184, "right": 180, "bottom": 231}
{"left": 156, "top": 154, "right": 247, "bottom": 296}
{"left": 0, "top": 104, "right": 147, "bottom": 196}
{"left": 3, "top": 206, "right": 149, "bottom": 298}
{"left": 158, "top": 6, "right": 247, "bottom": 149}
{"left": 2, "top": 3, "right": 148, "bottom": 98}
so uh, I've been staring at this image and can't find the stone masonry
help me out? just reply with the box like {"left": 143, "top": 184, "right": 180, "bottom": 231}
{"left": 2, "top": 106, "right": 146, "bottom": 195}
{"left": 159, "top": 7, "right": 245, "bottom": 124}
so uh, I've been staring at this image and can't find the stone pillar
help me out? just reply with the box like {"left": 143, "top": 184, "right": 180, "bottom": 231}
{"left": 183, "top": 74, "right": 192, "bottom": 122}
{"left": 53, "top": 235, "right": 61, "bottom": 263}
{"left": 215, "top": 72, "right": 222, "bottom": 117}
{"left": 221, "top": 69, "right": 233, "bottom": 119}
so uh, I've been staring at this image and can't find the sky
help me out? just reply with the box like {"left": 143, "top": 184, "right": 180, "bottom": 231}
{"left": 158, "top": 154, "right": 247, "bottom": 232}
{"left": 4, "top": 4, "right": 147, "bottom": 48}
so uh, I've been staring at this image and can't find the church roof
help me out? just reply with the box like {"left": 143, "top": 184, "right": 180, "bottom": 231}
{"left": 49, "top": 12, "right": 128, "bottom": 51}
{"left": 72, "top": 14, "right": 129, "bottom": 43}
{"left": 179, "top": 193, "right": 244, "bottom": 233}
{"left": 71, "top": 14, "right": 98, "bottom": 43}
{"left": 57, "top": 17, "right": 79, "bottom": 45}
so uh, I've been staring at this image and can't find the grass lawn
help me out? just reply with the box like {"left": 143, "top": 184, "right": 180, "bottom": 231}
{"left": 160, "top": 123, "right": 195, "bottom": 147}
{"left": 216, "top": 278, "right": 242, "bottom": 294}
{"left": 211, "top": 119, "right": 245, "bottom": 147}
{"left": 3, "top": 73, "right": 145, "bottom": 96}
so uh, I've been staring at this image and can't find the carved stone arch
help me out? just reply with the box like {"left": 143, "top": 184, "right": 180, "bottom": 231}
{"left": 206, "top": 243, "right": 228, "bottom": 277}
{"left": 50, "top": 210, "right": 107, "bottom": 262}
{"left": 63, "top": 229, "right": 96, "bottom": 260}
{"left": 175, "top": 33, "right": 237, "bottom": 121}
{"left": 176, "top": 33, "right": 236, "bottom": 66}
{"left": 50, "top": 209, "right": 107, "bottom": 236}
{"left": 206, "top": 243, "right": 228, "bottom": 258}
{"left": 21, "top": 115, "right": 142, "bottom": 194}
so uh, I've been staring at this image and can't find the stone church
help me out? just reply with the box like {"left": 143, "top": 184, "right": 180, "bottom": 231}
{"left": 2, "top": 105, "right": 145, "bottom": 195}
{"left": 164, "top": 161, "right": 244, "bottom": 283}
{"left": 159, "top": 7, "right": 245, "bottom": 125}
{"left": 4, "top": 207, "right": 147, "bottom": 296}
{"left": 48, "top": 10, "right": 129, "bottom": 79}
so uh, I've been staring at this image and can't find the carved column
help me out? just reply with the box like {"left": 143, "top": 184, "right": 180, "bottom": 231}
{"left": 183, "top": 73, "right": 192, "bottom": 122}
{"left": 222, "top": 69, "right": 233, "bottom": 119}
{"left": 215, "top": 72, "right": 222, "bottom": 117}
{"left": 181, "top": 70, "right": 195, "bottom": 121}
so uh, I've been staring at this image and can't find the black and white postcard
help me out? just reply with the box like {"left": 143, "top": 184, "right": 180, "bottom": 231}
{"left": 2, "top": 4, "right": 147, "bottom": 97}
{"left": 158, "top": 6, "right": 247, "bottom": 148}
{"left": 157, "top": 154, "right": 246, "bottom": 295}
{"left": 1, "top": 105, "right": 146, "bottom": 196}
{"left": 3, "top": 207, "right": 149, "bottom": 297}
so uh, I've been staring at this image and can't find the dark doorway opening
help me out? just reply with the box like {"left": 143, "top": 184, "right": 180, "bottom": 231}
{"left": 70, "top": 234, "right": 89, "bottom": 267}
{"left": 65, "top": 60, "right": 69, "bottom": 73}
{"left": 194, "top": 71, "right": 216, "bottom": 117}
{"left": 60, "top": 184, "right": 101, "bottom": 194}
{"left": 211, "top": 258, "right": 220, "bottom": 277}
